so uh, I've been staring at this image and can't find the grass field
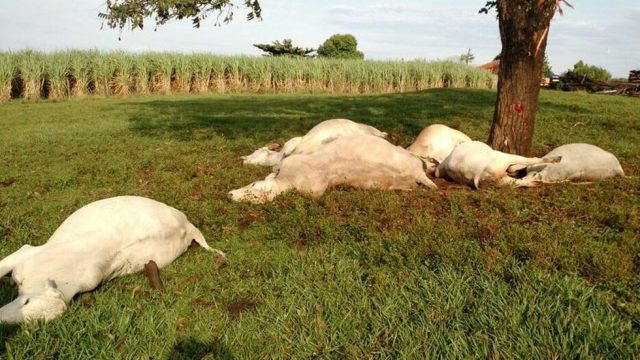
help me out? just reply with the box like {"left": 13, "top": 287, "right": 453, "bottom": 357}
{"left": 0, "top": 89, "right": 639, "bottom": 358}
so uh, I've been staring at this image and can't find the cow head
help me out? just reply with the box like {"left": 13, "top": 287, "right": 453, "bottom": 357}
{"left": 241, "top": 147, "right": 283, "bottom": 167}
{"left": 423, "top": 157, "right": 440, "bottom": 175}
{"left": 0, "top": 280, "right": 67, "bottom": 323}
{"left": 228, "top": 174, "right": 281, "bottom": 204}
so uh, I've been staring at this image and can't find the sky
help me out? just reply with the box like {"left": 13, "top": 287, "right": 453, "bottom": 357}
{"left": 1, "top": 0, "right": 638, "bottom": 77}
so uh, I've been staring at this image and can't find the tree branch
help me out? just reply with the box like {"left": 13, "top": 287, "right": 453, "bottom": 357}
{"left": 100, "top": 0, "right": 261, "bottom": 31}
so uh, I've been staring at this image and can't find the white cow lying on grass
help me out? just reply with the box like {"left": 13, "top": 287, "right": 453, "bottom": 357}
{"left": 230, "top": 135, "right": 437, "bottom": 203}
{"left": 515, "top": 143, "right": 625, "bottom": 187}
{"left": 0, "top": 196, "right": 223, "bottom": 323}
{"left": 241, "top": 118, "right": 388, "bottom": 167}
{"left": 406, "top": 124, "right": 472, "bottom": 173}
{"left": 434, "top": 141, "right": 562, "bottom": 189}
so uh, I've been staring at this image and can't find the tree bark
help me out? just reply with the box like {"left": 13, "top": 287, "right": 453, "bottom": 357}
{"left": 488, "top": 0, "right": 556, "bottom": 155}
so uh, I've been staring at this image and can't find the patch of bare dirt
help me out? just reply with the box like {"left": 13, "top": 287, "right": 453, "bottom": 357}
{"left": 1, "top": 178, "right": 15, "bottom": 187}
{"left": 225, "top": 298, "right": 261, "bottom": 318}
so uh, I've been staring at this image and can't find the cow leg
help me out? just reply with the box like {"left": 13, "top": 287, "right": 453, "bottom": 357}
{"left": 416, "top": 173, "right": 438, "bottom": 189}
{"left": 506, "top": 163, "right": 531, "bottom": 176}
{"left": 506, "top": 156, "right": 562, "bottom": 175}
{"left": 497, "top": 176, "right": 518, "bottom": 187}
{"left": 513, "top": 177, "right": 540, "bottom": 187}
{"left": 512, "top": 171, "right": 545, "bottom": 187}
{"left": 0, "top": 245, "right": 41, "bottom": 278}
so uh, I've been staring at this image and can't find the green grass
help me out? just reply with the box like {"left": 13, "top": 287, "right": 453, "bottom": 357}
{"left": 0, "top": 89, "right": 639, "bottom": 358}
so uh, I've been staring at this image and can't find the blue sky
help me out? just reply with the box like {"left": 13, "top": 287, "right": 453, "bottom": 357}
{"left": 1, "top": 0, "right": 638, "bottom": 77}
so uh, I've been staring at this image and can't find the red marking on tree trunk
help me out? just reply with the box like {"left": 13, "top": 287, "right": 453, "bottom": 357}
{"left": 513, "top": 103, "right": 525, "bottom": 114}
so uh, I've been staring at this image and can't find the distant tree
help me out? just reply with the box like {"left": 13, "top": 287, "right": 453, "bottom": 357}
{"left": 253, "top": 39, "right": 315, "bottom": 57}
{"left": 100, "top": 0, "right": 262, "bottom": 30}
{"left": 317, "top": 34, "right": 364, "bottom": 59}
{"left": 571, "top": 60, "right": 612, "bottom": 82}
{"left": 541, "top": 55, "right": 552, "bottom": 79}
{"left": 459, "top": 49, "right": 475, "bottom": 65}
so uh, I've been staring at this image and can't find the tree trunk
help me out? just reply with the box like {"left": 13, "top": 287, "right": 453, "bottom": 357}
{"left": 488, "top": 0, "right": 556, "bottom": 155}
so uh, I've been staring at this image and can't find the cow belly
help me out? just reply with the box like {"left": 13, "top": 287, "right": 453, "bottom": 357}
{"left": 326, "top": 164, "right": 421, "bottom": 190}
{"left": 106, "top": 237, "right": 189, "bottom": 280}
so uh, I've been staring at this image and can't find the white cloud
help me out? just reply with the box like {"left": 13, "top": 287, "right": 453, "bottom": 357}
{"left": 547, "top": 4, "right": 640, "bottom": 75}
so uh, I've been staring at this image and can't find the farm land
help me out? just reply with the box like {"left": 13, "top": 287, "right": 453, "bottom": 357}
{"left": 0, "top": 87, "right": 639, "bottom": 357}
{"left": 0, "top": 51, "right": 495, "bottom": 101}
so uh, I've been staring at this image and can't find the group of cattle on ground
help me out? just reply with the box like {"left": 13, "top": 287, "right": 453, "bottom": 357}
{"left": 0, "top": 119, "right": 626, "bottom": 323}
{"left": 231, "top": 119, "right": 626, "bottom": 203}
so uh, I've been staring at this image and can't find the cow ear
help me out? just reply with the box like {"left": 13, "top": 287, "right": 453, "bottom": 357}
{"left": 45, "top": 280, "right": 62, "bottom": 298}
{"left": 45, "top": 279, "right": 57, "bottom": 290}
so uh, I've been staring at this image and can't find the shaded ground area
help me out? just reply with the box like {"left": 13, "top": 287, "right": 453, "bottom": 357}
{"left": 167, "top": 337, "right": 235, "bottom": 360}
{"left": 0, "top": 89, "right": 638, "bottom": 358}
{"left": 125, "top": 89, "right": 497, "bottom": 144}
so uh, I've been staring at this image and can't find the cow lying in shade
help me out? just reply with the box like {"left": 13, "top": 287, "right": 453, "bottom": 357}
{"left": 0, "top": 196, "right": 223, "bottom": 323}
{"left": 434, "top": 141, "right": 561, "bottom": 189}
{"left": 241, "top": 119, "right": 388, "bottom": 167}
{"left": 515, "top": 143, "right": 625, "bottom": 187}
{"left": 229, "top": 135, "right": 437, "bottom": 203}
{"left": 406, "top": 124, "right": 472, "bottom": 173}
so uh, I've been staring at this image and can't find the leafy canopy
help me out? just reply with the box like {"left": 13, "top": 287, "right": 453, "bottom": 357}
{"left": 571, "top": 60, "right": 612, "bottom": 82}
{"left": 253, "top": 39, "right": 315, "bottom": 57}
{"left": 479, "top": 0, "right": 573, "bottom": 15}
{"left": 317, "top": 34, "right": 364, "bottom": 59}
{"left": 99, "top": 0, "right": 262, "bottom": 30}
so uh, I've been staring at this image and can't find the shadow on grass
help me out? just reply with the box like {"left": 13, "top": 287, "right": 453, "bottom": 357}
{"left": 0, "top": 280, "right": 16, "bottom": 305}
{"left": 123, "top": 89, "right": 499, "bottom": 144}
{"left": 166, "top": 337, "right": 235, "bottom": 360}
{"left": 0, "top": 281, "right": 20, "bottom": 355}
{"left": 0, "top": 324, "right": 19, "bottom": 355}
